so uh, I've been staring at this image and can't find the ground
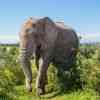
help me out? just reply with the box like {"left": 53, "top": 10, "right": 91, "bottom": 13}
{"left": 15, "top": 85, "right": 99, "bottom": 100}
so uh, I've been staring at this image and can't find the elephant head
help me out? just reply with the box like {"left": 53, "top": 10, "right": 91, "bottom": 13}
{"left": 20, "top": 17, "right": 57, "bottom": 54}
{"left": 19, "top": 17, "right": 57, "bottom": 94}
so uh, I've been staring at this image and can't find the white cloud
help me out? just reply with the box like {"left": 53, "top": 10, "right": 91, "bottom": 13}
{"left": 0, "top": 35, "right": 18, "bottom": 40}
{"left": 81, "top": 33, "right": 100, "bottom": 39}
{"left": 0, "top": 34, "right": 19, "bottom": 43}
{"left": 80, "top": 33, "right": 100, "bottom": 40}
{"left": 80, "top": 33, "right": 100, "bottom": 43}
{"left": 0, "top": 33, "right": 100, "bottom": 43}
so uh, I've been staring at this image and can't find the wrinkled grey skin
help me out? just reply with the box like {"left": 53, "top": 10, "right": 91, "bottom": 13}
{"left": 19, "top": 17, "right": 79, "bottom": 95}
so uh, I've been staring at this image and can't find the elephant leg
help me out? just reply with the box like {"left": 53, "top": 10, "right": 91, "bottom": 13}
{"left": 36, "top": 56, "right": 50, "bottom": 95}
{"left": 20, "top": 49, "right": 32, "bottom": 92}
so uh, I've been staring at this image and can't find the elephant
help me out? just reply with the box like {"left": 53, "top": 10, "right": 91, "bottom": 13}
{"left": 19, "top": 17, "right": 79, "bottom": 95}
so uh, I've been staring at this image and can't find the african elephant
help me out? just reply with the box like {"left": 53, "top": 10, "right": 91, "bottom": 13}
{"left": 19, "top": 17, "right": 79, "bottom": 95}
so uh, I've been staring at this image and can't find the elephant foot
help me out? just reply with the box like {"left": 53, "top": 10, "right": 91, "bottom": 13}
{"left": 26, "top": 80, "right": 32, "bottom": 92}
{"left": 27, "top": 86, "right": 32, "bottom": 92}
{"left": 36, "top": 87, "right": 45, "bottom": 95}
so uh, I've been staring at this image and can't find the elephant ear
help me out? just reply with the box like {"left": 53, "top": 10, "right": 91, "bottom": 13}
{"left": 42, "top": 17, "right": 58, "bottom": 48}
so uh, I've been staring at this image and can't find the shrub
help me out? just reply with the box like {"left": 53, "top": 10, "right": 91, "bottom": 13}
{"left": 0, "top": 44, "right": 100, "bottom": 97}
{"left": 0, "top": 68, "right": 17, "bottom": 100}
{"left": 77, "top": 45, "right": 100, "bottom": 92}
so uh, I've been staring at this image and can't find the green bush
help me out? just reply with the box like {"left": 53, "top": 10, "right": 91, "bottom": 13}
{"left": 46, "top": 44, "right": 100, "bottom": 93}
{"left": 77, "top": 45, "right": 100, "bottom": 92}
{"left": 0, "top": 68, "right": 17, "bottom": 100}
{"left": 0, "top": 45, "right": 24, "bottom": 99}
{"left": 0, "top": 44, "right": 100, "bottom": 98}
{"left": 0, "top": 46, "right": 24, "bottom": 85}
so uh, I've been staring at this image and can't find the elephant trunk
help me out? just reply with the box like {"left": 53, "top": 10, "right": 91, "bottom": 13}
{"left": 19, "top": 48, "right": 32, "bottom": 91}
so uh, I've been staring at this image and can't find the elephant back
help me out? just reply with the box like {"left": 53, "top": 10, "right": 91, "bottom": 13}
{"left": 52, "top": 24, "right": 79, "bottom": 70}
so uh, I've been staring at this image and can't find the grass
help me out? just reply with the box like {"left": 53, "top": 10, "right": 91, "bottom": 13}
{"left": 15, "top": 85, "right": 100, "bottom": 100}
{"left": 0, "top": 45, "right": 100, "bottom": 100}
{"left": 14, "top": 63, "right": 100, "bottom": 100}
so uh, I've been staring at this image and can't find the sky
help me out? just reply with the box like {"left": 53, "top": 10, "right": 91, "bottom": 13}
{"left": 0, "top": 0, "right": 100, "bottom": 43}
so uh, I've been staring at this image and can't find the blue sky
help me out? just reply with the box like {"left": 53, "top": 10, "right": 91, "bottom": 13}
{"left": 0, "top": 0, "right": 100, "bottom": 43}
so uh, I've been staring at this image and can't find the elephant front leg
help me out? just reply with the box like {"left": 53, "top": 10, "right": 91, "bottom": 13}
{"left": 20, "top": 50, "right": 32, "bottom": 92}
{"left": 36, "top": 57, "right": 50, "bottom": 95}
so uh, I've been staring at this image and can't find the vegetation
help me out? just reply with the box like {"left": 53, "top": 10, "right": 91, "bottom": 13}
{"left": 0, "top": 43, "right": 100, "bottom": 100}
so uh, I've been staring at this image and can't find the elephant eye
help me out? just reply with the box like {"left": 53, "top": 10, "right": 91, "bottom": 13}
{"left": 25, "top": 28, "right": 34, "bottom": 34}
{"left": 25, "top": 29, "right": 30, "bottom": 33}
{"left": 32, "top": 24, "right": 36, "bottom": 28}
